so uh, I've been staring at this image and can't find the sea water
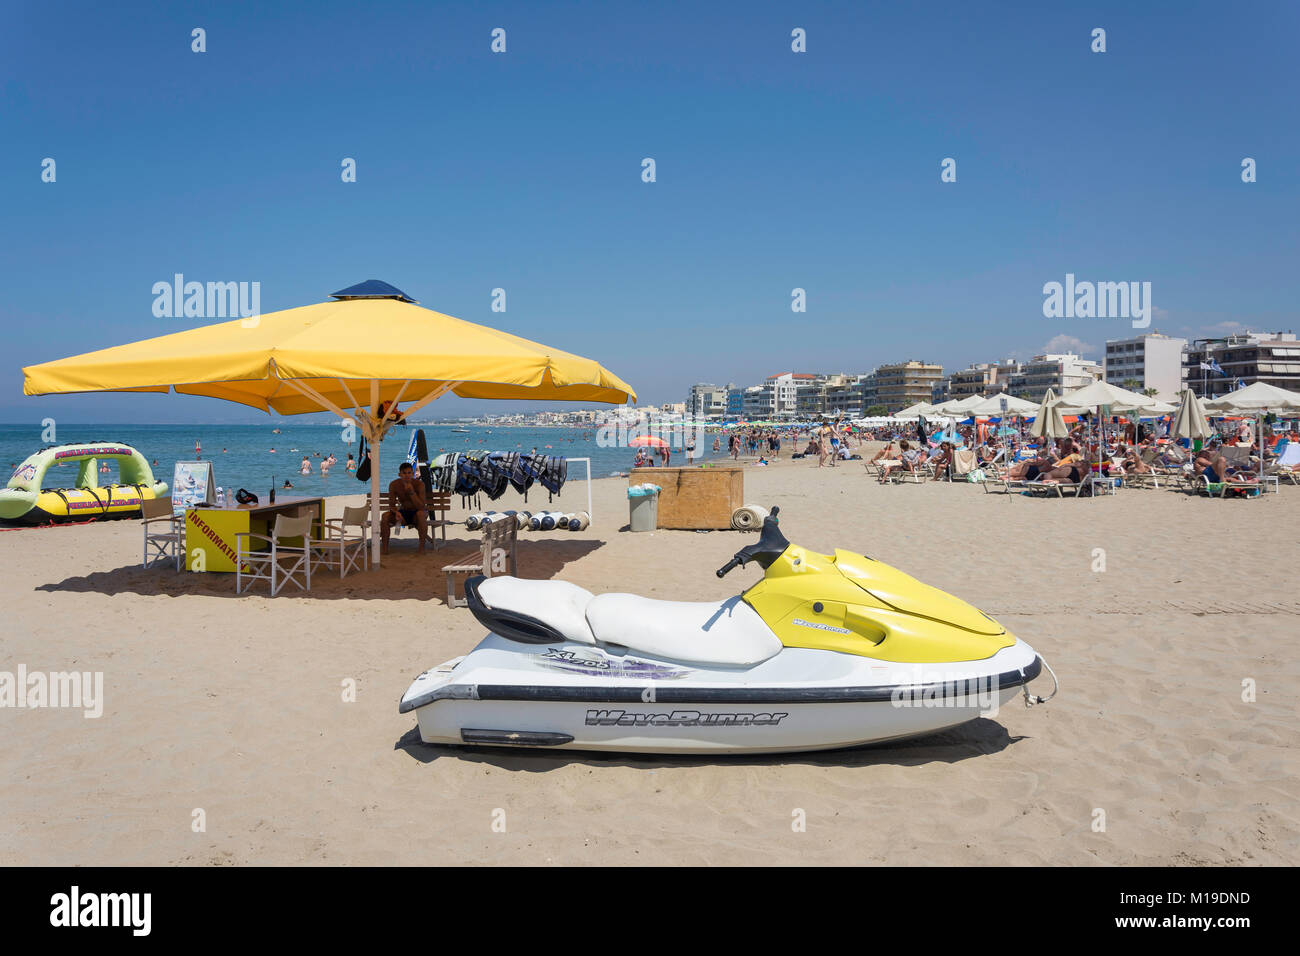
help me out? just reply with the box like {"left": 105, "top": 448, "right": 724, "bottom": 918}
{"left": 0, "top": 423, "right": 724, "bottom": 502}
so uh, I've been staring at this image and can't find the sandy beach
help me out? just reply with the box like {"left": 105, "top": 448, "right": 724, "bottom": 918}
{"left": 2, "top": 449, "right": 1297, "bottom": 866}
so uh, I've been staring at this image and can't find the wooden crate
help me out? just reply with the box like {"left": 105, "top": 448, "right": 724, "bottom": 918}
{"left": 631, "top": 466, "right": 744, "bottom": 530}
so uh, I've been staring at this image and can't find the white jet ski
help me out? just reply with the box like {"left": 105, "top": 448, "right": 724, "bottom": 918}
{"left": 400, "top": 508, "right": 1056, "bottom": 754}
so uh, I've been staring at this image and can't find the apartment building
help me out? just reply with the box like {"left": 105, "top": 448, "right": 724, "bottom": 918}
{"left": 1103, "top": 333, "right": 1187, "bottom": 401}
{"left": 1008, "top": 353, "right": 1102, "bottom": 403}
{"left": 793, "top": 374, "right": 863, "bottom": 419}
{"left": 874, "top": 360, "right": 943, "bottom": 413}
{"left": 763, "top": 372, "right": 820, "bottom": 417}
{"left": 1184, "top": 331, "right": 1300, "bottom": 398}
{"left": 687, "top": 383, "right": 730, "bottom": 419}
{"left": 949, "top": 360, "right": 1021, "bottom": 399}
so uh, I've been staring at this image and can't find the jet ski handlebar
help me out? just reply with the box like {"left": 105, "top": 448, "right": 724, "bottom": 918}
{"left": 716, "top": 506, "right": 788, "bottom": 577}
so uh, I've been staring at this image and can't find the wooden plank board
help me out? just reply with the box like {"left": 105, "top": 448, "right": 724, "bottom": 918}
{"left": 631, "top": 466, "right": 743, "bottom": 529}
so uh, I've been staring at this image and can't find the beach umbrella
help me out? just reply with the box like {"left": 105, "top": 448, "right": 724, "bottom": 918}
{"left": 1028, "top": 388, "right": 1068, "bottom": 440}
{"left": 933, "top": 394, "right": 984, "bottom": 416}
{"left": 1172, "top": 388, "right": 1213, "bottom": 449}
{"left": 1052, "top": 381, "right": 1174, "bottom": 491}
{"left": 23, "top": 280, "right": 636, "bottom": 566}
{"left": 894, "top": 401, "right": 936, "bottom": 420}
{"left": 965, "top": 393, "right": 1038, "bottom": 417}
{"left": 1203, "top": 382, "right": 1300, "bottom": 471}
{"left": 628, "top": 435, "right": 668, "bottom": 448}
{"left": 968, "top": 394, "right": 1037, "bottom": 455}
{"left": 1202, "top": 381, "right": 1300, "bottom": 414}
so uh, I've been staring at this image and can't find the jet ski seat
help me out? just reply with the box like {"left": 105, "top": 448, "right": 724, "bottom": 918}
{"left": 470, "top": 576, "right": 783, "bottom": 667}
{"left": 585, "top": 593, "right": 783, "bottom": 667}
{"left": 473, "top": 576, "right": 597, "bottom": 644}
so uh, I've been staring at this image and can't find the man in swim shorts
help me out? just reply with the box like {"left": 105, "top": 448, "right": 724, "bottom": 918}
{"left": 381, "top": 462, "right": 428, "bottom": 554}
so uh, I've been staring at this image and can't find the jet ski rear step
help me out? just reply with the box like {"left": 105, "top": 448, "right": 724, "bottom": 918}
{"left": 460, "top": 729, "right": 575, "bottom": 747}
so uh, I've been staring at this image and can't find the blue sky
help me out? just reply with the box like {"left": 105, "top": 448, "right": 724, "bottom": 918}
{"left": 2, "top": 0, "right": 1297, "bottom": 422}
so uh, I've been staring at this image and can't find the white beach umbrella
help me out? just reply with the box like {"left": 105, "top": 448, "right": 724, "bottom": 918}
{"left": 1053, "top": 381, "right": 1173, "bottom": 490}
{"left": 933, "top": 394, "right": 984, "bottom": 416}
{"left": 1028, "top": 388, "right": 1068, "bottom": 440}
{"left": 966, "top": 393, "right": 1039, "bottom": 417}
{"left": 1172, "top": 388, "right": 1213, "bottom": 445}
{"left": 1053, "top": 380, "right": 1165, "bottom": 414}
{"left": 1203, "top": 382, "right": 1300, "bottom": 471}
{"left": 1202, "top": 381, "right": 1300, "bottom": 413}
{"left": 894, "top": 402, "right": 936, "bottom": 420}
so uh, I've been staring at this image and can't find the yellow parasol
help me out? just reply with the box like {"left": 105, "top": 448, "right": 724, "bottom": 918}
{"left": 24, "top": 282, "right": 636, "bottom": 565}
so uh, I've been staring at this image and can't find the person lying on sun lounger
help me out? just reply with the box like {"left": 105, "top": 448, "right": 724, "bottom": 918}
{"left": 1005, "top": 438, "right": 1083, "bottom": 483}
{"left": 1115, "top": 445, "right": 1152, "bottom": 475}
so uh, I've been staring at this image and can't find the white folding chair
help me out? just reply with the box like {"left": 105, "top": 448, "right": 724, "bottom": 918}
{"left": 313, "top": 505, "right": 370, "bottom": 578}
{"left": 141, "top": 496, "right": 183, "bottom": 570}
{"left": 236, "top": 511, "right": 314, "bottom": 595}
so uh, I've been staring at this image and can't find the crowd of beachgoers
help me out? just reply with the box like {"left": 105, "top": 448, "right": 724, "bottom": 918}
{"left": 640, "top": 418, "right": 1300, "bottom": 494}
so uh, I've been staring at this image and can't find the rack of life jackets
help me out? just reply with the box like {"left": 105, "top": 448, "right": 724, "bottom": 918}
{"left": 429, "top": 450, "right": 568, "bottom": 509}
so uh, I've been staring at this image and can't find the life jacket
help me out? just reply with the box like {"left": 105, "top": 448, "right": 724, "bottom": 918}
{"left": 508, "top": 452, "right": 533, "bottom": 496}
{"left": 430, "top": 452, "right": 457, "bottom": 494}
{"left": 535, "top": 455, "right": 567, "bottom": 500}
{"left": 453, "top": 452, "right": 481, "bottom": 499}
{"left": 479, "top": 452, "right": 512, "bottom": 501}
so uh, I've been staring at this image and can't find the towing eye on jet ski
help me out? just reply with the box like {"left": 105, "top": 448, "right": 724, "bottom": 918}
{"left": 400, "top": 504, "right": 1057, "bottom": 754}
{"left": 1022, "top": 657, "right": 1059, "bottom": 707}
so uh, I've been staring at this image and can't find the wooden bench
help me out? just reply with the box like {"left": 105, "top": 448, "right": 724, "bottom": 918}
{"left": 366, "top": 490, "right": 452, "bottom": 550}
{"left": 442, "top": 518, "right": 518, "bottom": 607}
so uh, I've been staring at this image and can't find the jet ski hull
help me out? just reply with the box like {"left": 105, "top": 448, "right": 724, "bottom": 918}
{"left": 400, "top": 636, "right": 1043, "bottom": 755}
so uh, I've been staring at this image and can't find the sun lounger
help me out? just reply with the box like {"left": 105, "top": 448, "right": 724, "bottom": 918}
{"left": 868, "top": 458, "right": 924, "bottom": 483}
{"left": 1191, "top": 474, "right": 1262, "bottom": 498}
{"left": 983, "top": 473, "right": 1030, "bottom": 495}
{"left": 1118, "top": 448, "right": 1163, "bottom": 489}
{"left": 1021, "top": 478, "right": 1083, "bottom": 498}
{"left": 1261, "top": 442, "right": 1300, "bottom": 487}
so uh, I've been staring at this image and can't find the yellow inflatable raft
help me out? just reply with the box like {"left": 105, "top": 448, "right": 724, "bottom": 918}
{"left": 0, "top": 443, "right": 168, "bottom": 526}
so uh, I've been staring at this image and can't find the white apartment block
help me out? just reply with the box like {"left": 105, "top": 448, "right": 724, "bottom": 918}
{"left": 1010, "top": 353, "right": 1102, "bottom": 402}
{"left": 1104, "top": 332, "right": 1187, "bottom": 401}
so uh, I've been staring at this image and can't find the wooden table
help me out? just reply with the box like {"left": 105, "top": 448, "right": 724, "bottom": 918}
{"left": 183, "top": 496, "right": 324, "bottom": 573}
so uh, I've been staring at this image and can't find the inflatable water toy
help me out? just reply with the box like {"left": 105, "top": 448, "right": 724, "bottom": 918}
{"left": 0, "top": 443, "right": 168, "bottom": 526}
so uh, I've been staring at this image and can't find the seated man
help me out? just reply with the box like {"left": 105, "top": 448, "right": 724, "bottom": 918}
{"left": 381, "top": 462, "right": 428, "bottom": 554}
{"left": 1193, "top": 443, "right": 1229, "bottom": 483}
